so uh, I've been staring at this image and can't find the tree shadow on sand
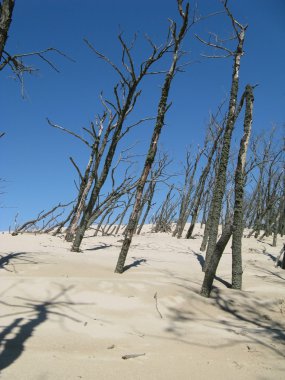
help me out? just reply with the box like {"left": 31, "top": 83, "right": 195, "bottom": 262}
{"left": 164, "top": 279, "right": 285, "bottom": 357}
{"left": 123, "top": 258, "right": 147, "bottom": 272}
{"left": 0, "top": 285, "right": 88, "bottom": 372}
{"left": 0, "top": 252, "right": 39, "bottom": 272}
{"left": 193, "top": 252, "right": 231, "bottom": 288}
{"left": 85, "top": 243, "right": 112, "bottom": 251}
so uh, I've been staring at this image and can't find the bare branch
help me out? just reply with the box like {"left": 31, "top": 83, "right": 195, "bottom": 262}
{"left": 47, "top": 118, "right": 91, "bottom": 148}
{"left": 69, "top": 157, "right": 83, "bottom": 181}
{"left": 84, "top": 38, "right": 129, "bottom": 85}
{"left": 195, "top": 34, "right": 234, "bottom": 55}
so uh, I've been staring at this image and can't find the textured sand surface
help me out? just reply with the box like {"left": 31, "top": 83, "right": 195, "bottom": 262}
{"left": 0, "top": 226, "right": 284, "bottom": 379}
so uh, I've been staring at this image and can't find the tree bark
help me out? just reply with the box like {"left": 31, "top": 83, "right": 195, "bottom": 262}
{"left": 204, "top": 17, "right": 246, "bottom": 270}
{"left": 65, "top": 153, "right": 95, "bottom": 241}
{"left": 200, "top": 224, "right": 233, "bottom": 297}
{"left": 232, "top": 84, "right": 254, "bottom": 289}
{"left": 137, "top": 181, "right": 156, "bottom": 235}
{"left": 0, "top": 0, "right": 14, "bottom": 60}
{"left": 186, "top": 124, "right": 223, "bottom": 239}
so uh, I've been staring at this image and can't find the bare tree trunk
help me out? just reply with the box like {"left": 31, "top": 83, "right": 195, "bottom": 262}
{"left": 65, "top": 153, "right": 95, "bottom": 241}
{"left": 152, "top": 186, "right": 177, "bottom": 233}
{"left": 70, "top": 34, "right": 172, "bottom": 252}
{"left": 137, "top": 181, "right": 156, "bottom": 235}
{"left": 104, "top": 207, "right": 125, "bottom": 235}
{"left": 173, "top": 148, "right": 203, "bottom": 238}
{"left": 200, "top": 188, "right": 213, "bottom": 251}
{"left": 200, "top": 155, "right": 221, "bottom": 254}
{"left": 115, "top": 1, "right": 189, "bottom": 273}
{"left": 232, "top": 85, "right": 254, "bottom": 289}
{"left": 203, "top": 5, "right": 247, "bottom": 270}
{"left": 200, "top": 224, "right": 233, "bottom": 297}
{"left": 186, "top": 122, "right": 223, "bottom": 239}
{"left": 0, "top": 0, "right": 14, "bottom": 60}
{"left": 115, "top": 193, "right": 134, "bottom": 235}
{"left": 93, "top": 207, "right": 110, "bottom": 236}
{"left": 200, "top": 191, "right": 209, "bottom": 227}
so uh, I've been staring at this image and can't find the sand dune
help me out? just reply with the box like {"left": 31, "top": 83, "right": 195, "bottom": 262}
{"left": 0, "top": 227, "right": 284, "bottom": 379}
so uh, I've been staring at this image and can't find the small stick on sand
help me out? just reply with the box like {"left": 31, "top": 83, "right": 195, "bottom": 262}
{"left": 122, "top": 353, "right": 145, "bottom": 360}
{"left": 154, "top": 292, "right": 163, "bottom": 319}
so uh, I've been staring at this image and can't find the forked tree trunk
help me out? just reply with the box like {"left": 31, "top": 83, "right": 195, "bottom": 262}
{"left": 200, "top": 224, "right": 233, "bottom": 297}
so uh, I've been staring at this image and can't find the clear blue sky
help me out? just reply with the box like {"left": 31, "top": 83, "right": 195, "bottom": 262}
{"left": 1, "top": 0, "right": 284, "bottom": 230}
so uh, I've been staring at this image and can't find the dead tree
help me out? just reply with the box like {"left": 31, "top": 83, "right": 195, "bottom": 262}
{"left": 231, "top": 84, "right": 254, "bottom": 289}
{"left": 92, "top": 203, "right": 118, "bottom": 237}
{"left": 0, "top": 0, "right": 14, "bottom": 60}
{"left": 186, "top": 109, "right": 224, "bottom": 239}
{"left": 11, "top": 202, "right": 73, "bottom": 235}
{"left": 103, "top": 203, "right": 128, "bottom": 236}
{"left": 200, "top": 84, "right": 255, "bottom": 296}
{"left": 47, "top": 31, "right": 172, "bottom": 245}
{"left": 197, "top": 1, "right": 248, "bottom": 270}
{"left": 245, "top": 130, "right": 284, "bottom": 241}
{"left": 151, "top": 186, "right": 178, "bottom": 233}
{"left": 71, "top": 36, "right": 174, "bottom": 252}
{"left": 136, "top": 180, "right": 156, "bottom": 234}
{"left": 115, "top": 0, "right": 190, "bottom": 273}
{"left": 172, "top": 147, "right": 204, "bottom": 238}
{"left": 136, "top": 153, "right": 170, "bottom": 234}
{"left": 115, "top": 193, "right": 135, "bottom": 235}
{"left": 200, "top": 127, "right": 223, "bottom": 251}
{"left": 86, "top": 174, "right": 139, "bottom": 231}
{"left": 0, "top": 1, "right": 73, "bottom": 98}
{"left": 200, "top": 187, "right": 211, "bottom": 228}
{"left": 200, "top": 223, "right": 233, "bottom": 297}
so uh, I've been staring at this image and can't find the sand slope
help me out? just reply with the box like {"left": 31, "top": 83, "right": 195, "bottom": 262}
{"left": 0, "top": 227, "right": 284, "bottom": 379}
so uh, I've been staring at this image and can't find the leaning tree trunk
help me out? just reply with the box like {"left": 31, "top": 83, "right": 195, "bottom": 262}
{"left": 137, "top": 180, "right": 156, "bottom": 235}
{"left": 70, "top": 20, "right": 174, "bottom": 252}
{"left": 200, "top": 224, "right": 233, "bottom": 297}
{"left": 173, "top": 149, "right": 203, "bottom": 239}
{"left": 65, "top": 153, "right": 95, "bottom": 241}
{"left": 115, "top": 193, "right": 135, "bottom": 235}
{"left": 204, "top": 19, "right": 246, "bottom": 270}
{"left": 200, "top": 189, "right": 212, "bottom": 249}
{"left": 0, "top": 0, "right": 14, "bottom": 61}
{"left": 186, "top": 125, "right": 223, "bottom": 239}
{"left": 231, "top": 84, "right": 254, "bottom": 289}
{"left": 114, "top": 2, "right": 189, "bottom": 273}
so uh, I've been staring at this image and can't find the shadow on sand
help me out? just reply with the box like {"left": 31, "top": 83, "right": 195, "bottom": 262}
{"left": 85, "top": 243, "right": 112, "bottom": 251}
{"left": 0, "top": 285, "right": 85, "bottom": 372}
{"left": 0, "top": 252, "right": 39, "bottom": 272}
{"left": 123, "top": 258, "right": 147, "bottom": 272}
{"left": 194, "top": 252, "right": 232, "bottom": 288}
{"left": 162, "top": 270, "right": 285, "bottom": 358}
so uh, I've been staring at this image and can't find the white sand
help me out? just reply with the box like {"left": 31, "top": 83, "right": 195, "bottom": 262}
{"left": 0, "top": 226, "right": 284, "bottom": 379}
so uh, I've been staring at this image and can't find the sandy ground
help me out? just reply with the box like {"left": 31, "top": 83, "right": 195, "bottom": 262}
{"left": 0, "top": 225, "right": 284, "bottom": 380}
